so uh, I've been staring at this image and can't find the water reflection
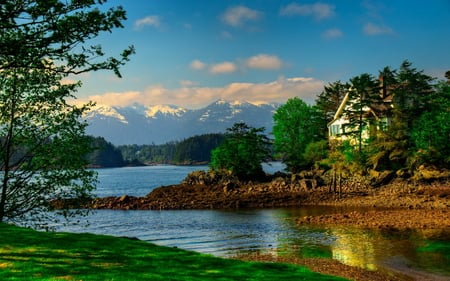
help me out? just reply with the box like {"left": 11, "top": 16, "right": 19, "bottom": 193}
{"left": 54, "top": 207, "right": 450, "bottom": 277}
{"left": 331, "top": 227, "right": 378, "bottom": 270}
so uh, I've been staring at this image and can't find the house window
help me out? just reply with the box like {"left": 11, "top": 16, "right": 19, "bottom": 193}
{"left": 330, "top": 124, "right": 341, "bottom": 136}
{"left": 380, "top": 117, "right": 390, "bottom": 131}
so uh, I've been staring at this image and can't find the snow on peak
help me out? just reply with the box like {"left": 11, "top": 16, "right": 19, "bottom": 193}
{"left": 86, "top": 104, "right": 128, "bottom": 124}
{"left": 145, "top": 104, "right": 187, "bottom": 118}
{"left": 216, "top": 99, "right": 271, "bottom": 107}
{"left": 214, "top": 99, "right": 228, "bottom": 105}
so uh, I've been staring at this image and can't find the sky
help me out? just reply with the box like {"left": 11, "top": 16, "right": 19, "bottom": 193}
{"left": 72, "top": 0, "right": 450, "bottom": 109}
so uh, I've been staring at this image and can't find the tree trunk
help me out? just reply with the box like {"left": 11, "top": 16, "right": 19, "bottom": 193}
{"left": 0, "top": 75, "right": 17, "bottom": 222}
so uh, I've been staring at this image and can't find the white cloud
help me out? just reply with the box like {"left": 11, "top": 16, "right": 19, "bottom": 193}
{"left": 322, "top": 28, "right": 343, "bottom": 39}
{"left": 77, "top": 77, "right": 324, "bottom": 109}
{"left": 190, "top": 59, "right": 206, "bottom": 70}
{"left": 134, "top": 16, "right": 161, "bottom": 29}
{"left": 280, "top": 3, "right": 335, "bottom": 20}
{"left": 83, "top": 91, "right": 142, "bottom": 107}
{"left": 363, "top": 22, "right": 393, "bottom": 35}
{"left": 245, "top": 54, "right": 282, "bottom": 70}
{"left": 221, "top": 6, "right": 263, "bottom": 27}
{"left": 209, "top": 62, "right": 237, "bottom": 74}
{"left": 192, "top": 55, "right": 284, "bottom": 74}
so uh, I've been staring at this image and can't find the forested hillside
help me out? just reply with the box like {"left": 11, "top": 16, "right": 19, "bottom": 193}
{"left": 118, "top": 134, "right": 225, "bottom": 165}
{"left": 85, "top": 137, "right": 125, "bottom": 168}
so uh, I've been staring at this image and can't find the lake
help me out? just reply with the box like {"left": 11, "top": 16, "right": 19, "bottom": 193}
{"left": 56, "top": 165, "right": 450, "bottom": 278}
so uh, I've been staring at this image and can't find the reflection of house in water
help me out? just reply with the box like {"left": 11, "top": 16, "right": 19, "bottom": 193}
{"left": 327, "top": 76, "right": 393, "bottom": 144}
{"left": 330, "top": 228, "right": 378, "bottom": 270}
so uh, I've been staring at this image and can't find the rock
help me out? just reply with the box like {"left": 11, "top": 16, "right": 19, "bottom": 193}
{"left": 370, "top": 170, "right": 396, "bottom": 187}
{"left": 299, "top": 179, "right": 317, "bottom": 190}
{"left": 413, "top": 166, "right": 450, "bottom": 181}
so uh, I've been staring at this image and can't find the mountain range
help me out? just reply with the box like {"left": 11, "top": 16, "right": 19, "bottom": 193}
{"left": 84, "top": 100, "right": 279, "bottom": 145}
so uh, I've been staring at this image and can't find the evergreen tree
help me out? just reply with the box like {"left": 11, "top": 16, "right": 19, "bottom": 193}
{"left": 344, "top": 73, "right": 381, "bottom": 154}
{"left": 173, "top": 134, "right": 225, "bottom": 164}
{"left": 315, "top": 81, "right": 349, "bottom": 124}
{"left": 410, "top": 80, "right": 450, "bottom": 168}
{"left": 86, "top": 137, "right": 125, "bottom": 168}
{"left": 387, "top": 61, "right": 435, "bottom": 170}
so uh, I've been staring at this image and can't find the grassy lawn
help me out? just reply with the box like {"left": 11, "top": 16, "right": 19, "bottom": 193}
{"left": 0, "top": 223, "right": 347, "bottom": 281}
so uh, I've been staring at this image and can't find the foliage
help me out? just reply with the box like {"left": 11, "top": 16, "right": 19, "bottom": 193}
{"left": 303, "top": 140, "right": 329, "bottom": 168}
{"left": 0, "top": 223, "right": 345, "bottom": 281}
{"left": 0, "top": 1, "right": 133, "bottom": 226}
{"left": 120, "top": 142, "right": 178, "bottom": 164}
{"left": 315, "top": 80, "right": 349, "bottom": 124}
{"left": 368, "top": 61, "right": 437, "bottom": 171}
{"left": 173, "top": 134, "right": 226, "bottom": 164}
{"left": 344, "top": 73, "right": 381, "bottom": 153}
{"left": 119, "top": 134, "right": 225, "bottom": 164}
{"left": 210, "top": 122, "right": 271, "bottom": 180}
{"left": 410, "top": 81, "right": 450, "bottom": 168}
{"left": 272, "top": 97, "right": 326, "bottom": 173}
{"left": 86, "top": 136, "right": 125, "bottom": 168}
{"left": 319, "top": 61, "right": 448, "bottom": 175}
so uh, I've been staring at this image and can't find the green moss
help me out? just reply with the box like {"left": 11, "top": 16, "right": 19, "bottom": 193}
{"left": 0, "top": 223, "right": 347, "bottom": 281}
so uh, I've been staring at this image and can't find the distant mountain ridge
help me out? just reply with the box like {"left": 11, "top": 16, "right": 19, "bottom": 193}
{"left": 85, "top": 100, "right": 279, "bottom": 145}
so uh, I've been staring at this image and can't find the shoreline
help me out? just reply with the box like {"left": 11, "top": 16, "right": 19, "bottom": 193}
{"left": 54, "top": 179, "right": 450, "bottom": 281}
{"left": 86, "top": 179, "right": 449, "bottom": 211}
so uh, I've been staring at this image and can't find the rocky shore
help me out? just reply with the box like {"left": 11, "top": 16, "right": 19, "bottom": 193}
{"left": 86, "top": 171, "right": 450, "bottom": 212}
{"left": 54, "top": 170, "right": 450, "bottom": 281}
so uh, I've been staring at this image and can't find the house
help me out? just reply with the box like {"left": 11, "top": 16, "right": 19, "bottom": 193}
{"left": 327, "top": 77, "right": 393, "bottom": 144}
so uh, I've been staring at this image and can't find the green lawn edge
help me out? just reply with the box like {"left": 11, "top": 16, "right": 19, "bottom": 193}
{"left": 0, "top": 223, "right": 347, "bottom": 281}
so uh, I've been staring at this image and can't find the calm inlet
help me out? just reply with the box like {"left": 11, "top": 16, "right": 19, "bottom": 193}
{"left": 56, "top": 165, "right": 449, "bottom": 277}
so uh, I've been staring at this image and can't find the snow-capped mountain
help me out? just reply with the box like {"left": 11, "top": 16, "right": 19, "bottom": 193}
{"left": 85, "top": 100, "right": 278, "bottom": 145}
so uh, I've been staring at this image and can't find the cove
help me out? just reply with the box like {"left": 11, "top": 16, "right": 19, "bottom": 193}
{"left": 56, "top": 206, "right": 450, "bottom": 278}
{"left": 52, "top": 166, "right": 449, "bottom": 278}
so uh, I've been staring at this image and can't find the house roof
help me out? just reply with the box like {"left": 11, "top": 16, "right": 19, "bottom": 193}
{"left": 328, "top": 90, "right": 393, "bottom": 127}
{"left": 328, "top": 91, "right": 350, "bottom": 126}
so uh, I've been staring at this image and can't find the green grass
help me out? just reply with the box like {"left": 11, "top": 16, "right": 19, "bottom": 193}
{"left": 0, "top": 223, "right": 347, "bottom": 281}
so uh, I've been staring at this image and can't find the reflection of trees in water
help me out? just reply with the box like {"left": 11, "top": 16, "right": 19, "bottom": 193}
{"left": 331, "top": 228, "right": 379, "bottom": 270}
{"left": 329, "top": 227, "right": 448, "bottom": 273}
{"left": 163, "top": 207, "right": 448, "bottom": 275}
{"left": 262, "top": 209, "right": 336, "bottom": 259}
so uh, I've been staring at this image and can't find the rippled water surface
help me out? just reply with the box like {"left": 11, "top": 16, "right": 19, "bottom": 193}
{"left": 56, "top": 165, "right": 449, "bottom": 278}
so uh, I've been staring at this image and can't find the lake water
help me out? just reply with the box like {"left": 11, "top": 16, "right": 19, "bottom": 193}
{"left": 56, "top": 165, "right": 450, "bottom": 278}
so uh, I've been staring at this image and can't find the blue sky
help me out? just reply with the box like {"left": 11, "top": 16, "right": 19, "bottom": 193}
{"left": 73, "top": 0, "right": 450, "bottom": 109}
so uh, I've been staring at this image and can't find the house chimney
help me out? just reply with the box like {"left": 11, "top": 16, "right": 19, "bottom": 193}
{"left": 378, "top": 75, "right": 387, "bottom": 99}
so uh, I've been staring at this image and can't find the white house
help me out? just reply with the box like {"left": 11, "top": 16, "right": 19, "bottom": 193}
{"left": 328, "top": 79, "right": 393, "bottom": 143}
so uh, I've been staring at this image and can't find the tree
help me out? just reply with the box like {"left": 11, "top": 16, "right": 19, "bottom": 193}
{"left": 410, "top": 81, "right": 450, "bottom": 168}
{"left": 272, "top": 97, "right": 326, "bottom": 173}
{"left": 366, "top": 62, "right": 438, "bottom": 172}
{"left": 86, "top": 137, "right": 125, "bottom": 168}
{"left": 384, "top": 61, "right": 435, "bottom": 170}
{"left": 315, "top": 81, "right": 348, "bottom": 124}
{"left": 0, "top": 1, "right": 134, "bottom": 227}
{"left": 210, "top": 122, "right": 271, "bottom": 180}
{"left": 344, "top": 73, "right": 381, "bottom": 154}
{"left": 173, "top": 134, "right": 225, "bottom": 164}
